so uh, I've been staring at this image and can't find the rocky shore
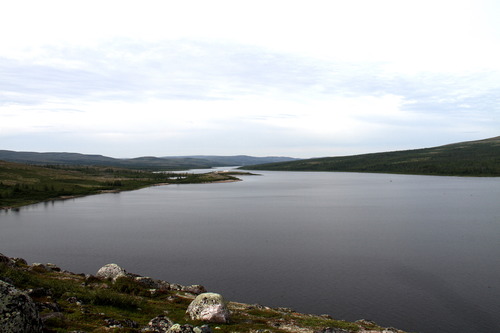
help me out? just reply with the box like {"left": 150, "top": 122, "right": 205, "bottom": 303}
{"left": 1, "top": 253, "right": 407, "bottom": 333}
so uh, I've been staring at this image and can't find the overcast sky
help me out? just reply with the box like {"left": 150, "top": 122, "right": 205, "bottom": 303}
{"left": 1, "top": 0, "right": 499, "bottom": 158}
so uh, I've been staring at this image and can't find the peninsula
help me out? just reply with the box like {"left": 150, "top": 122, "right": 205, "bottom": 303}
{"left": 0, "top": 161, "right": 251, "bottom": 210}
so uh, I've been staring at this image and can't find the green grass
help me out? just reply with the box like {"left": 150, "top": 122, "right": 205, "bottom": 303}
{"left": 245, "top": 136, "right": 500, "bottom": 177}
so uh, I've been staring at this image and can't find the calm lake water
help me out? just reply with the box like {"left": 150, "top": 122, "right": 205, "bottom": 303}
{"left": 1, "top": 170, "right": 500, "bottom": 333}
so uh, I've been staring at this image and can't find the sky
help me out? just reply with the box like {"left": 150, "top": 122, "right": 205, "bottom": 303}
{"left": 1, "top": 0, "right": 499, "bottom": 158}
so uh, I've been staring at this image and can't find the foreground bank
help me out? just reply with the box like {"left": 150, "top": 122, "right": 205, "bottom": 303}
{"left": 0, "top": 253, "right": 406, "bottom": 333}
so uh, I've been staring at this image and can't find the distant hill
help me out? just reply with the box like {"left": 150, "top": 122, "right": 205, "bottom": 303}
{"left": 164, "top": 155, "right": 298, "bottom": 166}
{"left": 244, "top": 137, "right": 500, "bottom": 177}
{"left": 0, "top": 150, "right": 297, "bottom": 170}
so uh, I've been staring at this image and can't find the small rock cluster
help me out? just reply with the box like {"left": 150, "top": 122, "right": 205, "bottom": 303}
{"left": 143, "top": 315, "right": 213, "bottom": 332}
{"left": 94, "top": 263, "right": 229, "bottom": 332}
{"left": 95, "top": 263, "right": 207, "bottom": 295}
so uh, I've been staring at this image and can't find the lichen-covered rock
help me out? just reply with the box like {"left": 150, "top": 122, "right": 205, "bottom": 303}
{"left": 142, "top": 315, "right": 174, "bottom": 332}
{"left": 186, "top": 292, "right": 230, "bottom": 323}
{"left": 167, "top": 324, "right": 195, "bottom": 333}
{"left": 96, "top": 263, "right": 127, "bottom": 281}
{"left": 0, "top": 280, "right": 43, "bottom": 332}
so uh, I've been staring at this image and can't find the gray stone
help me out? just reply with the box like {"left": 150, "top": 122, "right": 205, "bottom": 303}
{"left": 142, "top": 315, "right": 174, "bottom": 332}
{"left": 167, "top": 323, "right": 195, "bottom": 333}
{"left": 186, "top": 292, "right": 230, "bottom": 323}
{"left": 95, "top": 263, "right": 127, "bottom": 281}
{"left": 182, "top": 284, "right": 207, "bottom": 295}
{"left": 10, "top": 258, "right": 28, "bottom": 266}
{"left": 105, "top": 317, "right": 139, "bottom": 328}
{"left": 193, "top": 325, "right": 213, "bottom": 333}
{"left": 169, "top": 283, "right": 183, "bottom": 291}
{"left": 0, "top": 253, "right": 14, "bottom": 267}
{"left": 156, "top": 280, "right": 171, "bottom": 291}
{"left": 314, "top": 328, "right": 350, "bottom": 333}
{"left": 45, "top": 263, "right": 61, "bottom": 272}
{"left": 0, "top": 280, "right": 43, "bottom": 332}
{"left": 30, "top": 263, "right": 50, "bottom": 272}
{"left": 135, "top": 276, "right": 160, "bottom": 289}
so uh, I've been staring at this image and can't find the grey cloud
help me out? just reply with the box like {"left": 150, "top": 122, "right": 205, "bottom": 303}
{"left": 1, "top": 39, "right": 499, "bottom": 122}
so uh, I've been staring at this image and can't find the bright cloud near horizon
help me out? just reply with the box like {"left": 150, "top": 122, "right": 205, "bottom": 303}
{"left": 1, "top": 0, "right": 499, "bottom": 158}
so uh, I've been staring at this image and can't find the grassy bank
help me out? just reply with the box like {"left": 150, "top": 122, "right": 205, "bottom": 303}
{"left": 0, "top": 161, "right": 245, "bottom": 209}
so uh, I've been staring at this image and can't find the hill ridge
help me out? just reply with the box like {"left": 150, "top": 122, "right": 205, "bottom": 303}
{"left": 244, "top": 136, "right": 500, "bottom": 177}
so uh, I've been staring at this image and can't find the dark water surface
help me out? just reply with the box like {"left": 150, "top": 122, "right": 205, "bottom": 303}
{"left": 1, "top": 170, "right": 500, "bottom": 333}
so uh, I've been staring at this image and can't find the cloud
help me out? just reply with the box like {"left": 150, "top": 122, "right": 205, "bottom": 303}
{"left": 1, "top": 0, "right": 500, "bottom": 158}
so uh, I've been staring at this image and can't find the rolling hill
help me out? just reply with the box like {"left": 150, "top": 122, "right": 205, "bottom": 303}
{"left": 244, "top": 136, "right": 500, "bottom": 177}
{"left": 0, "top": 151, "right": 297, "bottom": 170}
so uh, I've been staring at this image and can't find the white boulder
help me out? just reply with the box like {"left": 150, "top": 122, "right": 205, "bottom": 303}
{"left": 95, "top": 263, "right": 127, "bottom": 281}
{"left": 186, "top": 292, "right": 230, "bottom": 323}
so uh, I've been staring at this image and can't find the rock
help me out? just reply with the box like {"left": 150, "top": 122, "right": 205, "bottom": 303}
{"left": 0, "top": 280, "right": 43, "bottom": 332}
{"left": 356, "top": 319, "right": 377, "bottom": 326}
{"left": 0, "top": 253, "right": 14, "bottom": 266}
{"left": 156, "top": 280, "right": 171, "bottom": 291}
{"left": 186, "top": 292, "right": 230, "bottom": 323}
{"left": 169, "top": 283, "right": 183, "bottom": 291}
{"left": 66, "top": 296, "right": 81, "bottom": 304}
{"left": 28, "top": 287, "right": 52, "bottom": 298}
{"left": 135, "top": 276, "right": 160, "bottom": 289}
{"left": 105, "top": 317, "right": 139, "bottom": 328}
{"left": 95, "top": 263, "right": 127, "bottom": 281}
{"left": 167, "top": 324, "right": 195, "bottom": 333}
{"left": 314, "top": 328, "right": 350, "bottom": 333}
{"left": 193, "top": 325, "right": 213, "bottom": 333}
{"left": 40, "top": 311, "right": 64, "bottom": 323}
{"left": 45, "top": 263, "right": 61, "bottom": 272}
{"left": 30, "top": 263, "right": 50, "bottom": 272}
{"left": 36, "top": 301, "right": 60, "bottom": 312}
{"left": 142, "top": 315, "right": 174, "bottom": 332}
{"left": 182, "top": 284, "right": 207, "bottom": 295}
{"left": 275, "top": 307, "right": 294, "bottom": 313}
{"left": 10, "top": 258, "right": 28, "bottom": 266}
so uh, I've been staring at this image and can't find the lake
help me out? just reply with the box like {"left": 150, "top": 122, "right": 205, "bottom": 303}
{"left": 1, "top": 170, "right": 499, "bottom": 333}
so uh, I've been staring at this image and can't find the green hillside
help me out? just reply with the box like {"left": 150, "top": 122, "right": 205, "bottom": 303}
{"left": 244, "top": 136, "right": 500, "bottom": 176}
